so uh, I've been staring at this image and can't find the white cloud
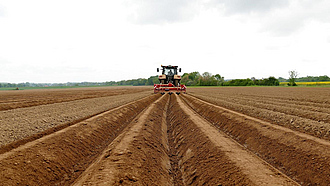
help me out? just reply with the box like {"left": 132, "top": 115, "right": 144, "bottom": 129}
{"left": 0, "top": 4, "right": 6, "bottom": 17}
{"left": 206, "top": 0, "right": 330, "bottom": 36}
{"left": 124, "top": 0, "right": 201, "bottom": 24}
{"left": 260, "top": 0, "right": 330, "bottom": 36}
{"left": 0, "top": 0, "right": 329, "bottom": 83}
{"left": 213, "top": 0, "right": 289, "bottom": 14}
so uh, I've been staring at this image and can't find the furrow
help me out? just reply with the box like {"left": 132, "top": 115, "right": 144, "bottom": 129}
{"left": 181, "top": 94, "right": 330, "bottom": 185}
{"left": 0, "top": 94, "right": 160, "bottom": 185}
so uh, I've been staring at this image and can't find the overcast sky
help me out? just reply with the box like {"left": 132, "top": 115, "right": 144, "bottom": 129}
{"left": 0, "top": 0, "right": 329, "bottom": 83}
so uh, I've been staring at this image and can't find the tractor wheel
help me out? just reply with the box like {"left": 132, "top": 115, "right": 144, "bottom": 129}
{"left": 174, "top": 80, "right": 179, "bottom": 86}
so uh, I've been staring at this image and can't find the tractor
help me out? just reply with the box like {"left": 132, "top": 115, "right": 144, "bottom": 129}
{"left": 154, "top": 65, "right": 186, "bottom": 95}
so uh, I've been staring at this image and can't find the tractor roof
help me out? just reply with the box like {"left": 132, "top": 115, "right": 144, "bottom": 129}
{"left": 161, "top": 65, "right": 178, "bottom": 68}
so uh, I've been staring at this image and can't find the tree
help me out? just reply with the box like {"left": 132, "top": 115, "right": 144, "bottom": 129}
{"left": 288, "top": 70, "right": 298, "bottom": 86}
{"left": 146, "top": 76, "right": 158, "bottom": 85}
{"left": 319, "top": 75, "right": 330, "bottom": 81}
{"left": 181, "top": 72, "right": 202, "bottom": 86}
{"left": 259, "top": 76, "right": 279, "bottom": 86}
{"left": 188, "top": 72, "right": 200, "bottom": 81}
{"left": 200, "top": 72, "right": 219, "bottom": 86}
{"left": 214, "top": 74, "right": 224, "bottom": 85}
{"left": 278, "top": 77, "right": 287, "bottom": 82}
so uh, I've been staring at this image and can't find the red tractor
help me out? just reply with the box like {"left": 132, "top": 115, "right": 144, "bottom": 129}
{"left": 154, "top": 65, "right": 186, "bottom": 95}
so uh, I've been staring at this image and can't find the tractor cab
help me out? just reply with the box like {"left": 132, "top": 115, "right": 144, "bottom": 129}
{"left": 157, "top": 65, "right": 181, "bottom": 86}
{"left": 157, "top": 65, "right": 181, "bottom": 75}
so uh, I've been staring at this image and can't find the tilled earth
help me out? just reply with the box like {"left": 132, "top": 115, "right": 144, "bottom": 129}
{"left": 0, "top": 90, "right": 152, "bottom": 152}
{"left": 0, "top": 87, "right": 329, "bottom": 185}
{"left": 188, "top": 87, "right": 330, "bottom": 139}
{"left": 0, "top": 86, "right": 150, "bottom": 111}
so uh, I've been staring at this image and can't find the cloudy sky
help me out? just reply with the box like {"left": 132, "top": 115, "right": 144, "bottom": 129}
{"left": 0, "top": 0, "right": 329, "bottom": 83}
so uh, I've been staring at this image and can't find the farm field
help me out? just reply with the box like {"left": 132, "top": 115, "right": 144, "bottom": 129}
{"left": 0, "top": 86, "right": 330, "bottom": 185}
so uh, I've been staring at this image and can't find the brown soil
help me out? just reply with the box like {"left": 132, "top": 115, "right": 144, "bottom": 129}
{"left": 0, "top": 86, "right": 151, "bottom": 111}
{"left": 188, "top": 87, "right": 330, "bottom": 139}
{"left": 0, "top": 90, "right": 152, "bottom": 148}
{"left": 176, "top": 95, "right": 297, "bottom": 185}
{"left": 73, "top": 94, "right": 296, "bottom": 185}
{"left": 0, "top": 93, "right": 160, "bottom": 185}
{"left": 73, "top": 94, "right": 172, "bottom": 185}
{"left": 1, "top": 87, "right": 329, "bottom": 185}
{"left": 181, "top": 93, "right": 330, "bottom": 185}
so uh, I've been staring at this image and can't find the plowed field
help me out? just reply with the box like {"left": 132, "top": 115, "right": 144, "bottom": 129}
{"left": 1, "top": 87, "right": 329, "bottom": 185}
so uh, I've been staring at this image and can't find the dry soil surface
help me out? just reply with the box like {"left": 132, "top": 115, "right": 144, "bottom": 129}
{"left": 0, "top": 87, "right": 329, "bottom": 185}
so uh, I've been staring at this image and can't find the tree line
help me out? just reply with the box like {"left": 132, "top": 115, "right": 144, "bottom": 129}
{"left": 278, "top": 75, "right": 330, "bottom": 82}
{"left": 105, "top": 76, "right": 159, "bottom": 86}
{"left": 180, "top": 72, "right": 279, "bottom": 86}
{"left": 0, "top": 72, "right": 280, "bottom": 88}
{"left": 2, "top": 73, "right": 329, "bottom": 88}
